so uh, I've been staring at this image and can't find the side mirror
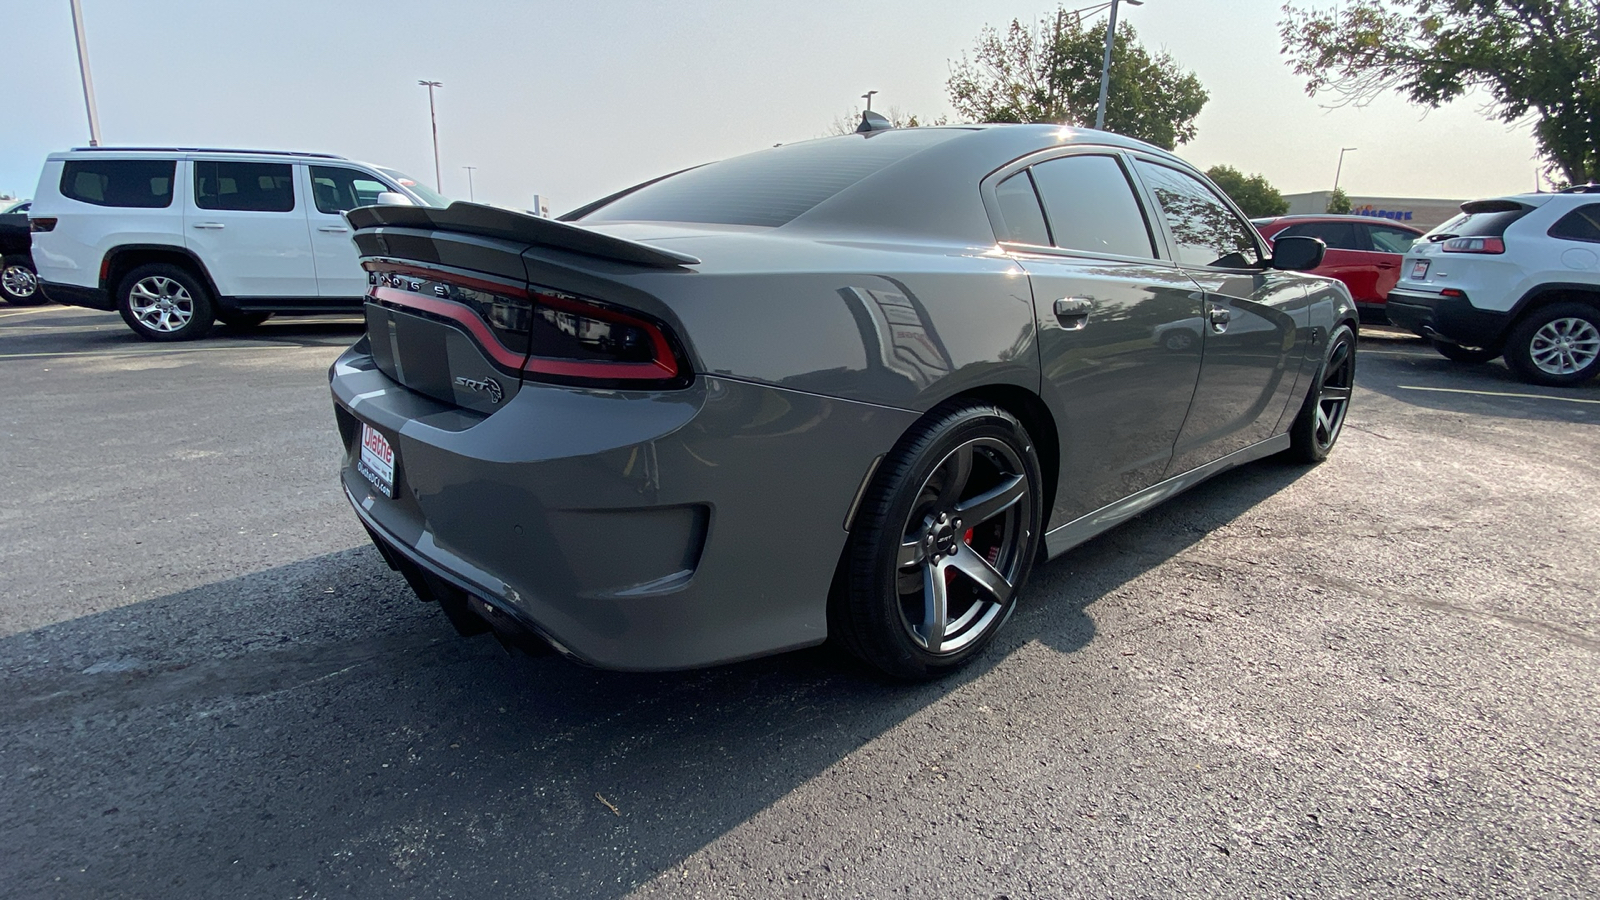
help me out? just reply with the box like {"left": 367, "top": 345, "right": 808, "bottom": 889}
{"left": 1270, "top": 235, "right": 1325, "bottom": 271}
{"left": 375, "top": 191, "right": 415, "bottom": 207}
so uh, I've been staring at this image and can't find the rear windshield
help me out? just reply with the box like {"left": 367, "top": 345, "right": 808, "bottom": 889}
{"left": 60, "top": 159, "right": 175, "bottom": 208}
{"left": 1428, "top": 206, "right": 1529, "bottom": 239}
{"left": 581, "top": 129, "right": 963, "bottom": 227}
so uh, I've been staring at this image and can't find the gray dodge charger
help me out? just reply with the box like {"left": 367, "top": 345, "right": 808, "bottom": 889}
{"left": 330, "top": 122, "right": 1355, "bottom": 679}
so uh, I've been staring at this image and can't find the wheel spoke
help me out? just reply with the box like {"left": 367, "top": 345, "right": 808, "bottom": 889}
{"left": 933, "top": 443, "right": 973, "bottom": 509}
{"left": 921, "top": 562, "right": 949, "bottom": 653}
{"left": 898, "top": 535, "right": 925, "bottom": 569}
{"left": 1321, "top": 385, "right": 1353, "bottom": 402}
{"left": 1315, "top": 406, "right": 1332, "bottom": 435}
{"left": 948, "top": 543, "right": 1013, "bottom": 604}
{"left": 955, "top": 474, "right": 1027, "bottom": 527}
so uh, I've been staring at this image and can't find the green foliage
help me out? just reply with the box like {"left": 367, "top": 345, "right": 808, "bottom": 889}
{"left": 1205, "top": 165, "right": 1290, "bottom": 217}
{"left": 1326, "top": 187, "right": 1353, "bottom": 215}
{"left": 947, "top": 6, "right": 1208, "bottom": 150}
{"left": 1281, "top": 1, "right": 1600, "bottom": 185}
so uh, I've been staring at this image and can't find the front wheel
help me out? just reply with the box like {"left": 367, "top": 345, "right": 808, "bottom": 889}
{"left": 117, "top": 263, "right": 214, "bottom": 341}
{"left": 1, "top": 256, "right": 44, "bottom": 306}
{"left": 1287, "top": 323, "right": 1355, "bottom": 464}
{"left": 832, "top": 402, "right": 1043, "bottom": 680}
{"left": 1504, "top": 302, "right": 1600, "bottom": 387}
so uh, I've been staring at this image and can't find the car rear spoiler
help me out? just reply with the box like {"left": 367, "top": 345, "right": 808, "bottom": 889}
{"left": 344, "top": 201, "right": 700, "bottom": 269}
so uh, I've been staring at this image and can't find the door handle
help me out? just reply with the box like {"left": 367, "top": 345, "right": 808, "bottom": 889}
{"left": 1207, "top": 304, "right": 1232, "bottom": 332}
{"left": 317, "top": 225, "right": 349, "bottom": 233}
{"left": 1053, "top": 297, "right": 1093, "bottom": 330}
{"left": 191, "top": 222, "right": 225, "bottom": 229}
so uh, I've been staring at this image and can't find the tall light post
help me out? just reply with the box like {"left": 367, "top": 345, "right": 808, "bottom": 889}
{"left": 1095, "top": 0, "right": 1143, "bottom": 131}
{"left": 462, "top": 165, "right": 476, "bottom": 202}
{"left": 861, "top": 90, "right": 878, "bottom": 112}
{"left": 69, "top": 0, "right": 102, "bottom": 146}
{"left": 1333, "top": 147, "right": 1357, "bottom": 192}
{"left": 418, "top": 80, "right": 443, "bottom": 192}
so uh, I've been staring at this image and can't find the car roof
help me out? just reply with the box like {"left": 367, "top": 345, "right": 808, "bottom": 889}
{"left": 1254, "top": 214, "right": 1424, "bottom": 231}
{"left": 48, "top": 147, "right": 347, "bottom": 161}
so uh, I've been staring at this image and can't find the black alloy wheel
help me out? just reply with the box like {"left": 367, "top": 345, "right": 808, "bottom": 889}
{"left": 833, "top": 402, "right": 1042, "bottom": 679}
{"left": 1288, "top": 323, "right": 1355, "bottom": 463}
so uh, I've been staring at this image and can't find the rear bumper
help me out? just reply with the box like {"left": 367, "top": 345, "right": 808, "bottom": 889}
{"left": 1386, "top": 289, "right": 1510, "bottom": 348}
{"left": 38, "top": 279, "right": 113, "bottom": 311}
{"left": 330, "top": 341, "right": 916, "bottom": 671}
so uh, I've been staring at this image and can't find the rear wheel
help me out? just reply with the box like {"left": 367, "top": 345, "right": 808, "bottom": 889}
{"left": 1432, "top": 339, "right": 1499, "bottom": 364}
{"left": 1287, "top": 324, "right": 1355, "bottom": 464}
{"left": 832, "top": 402, "right": 1043, "bottom": 680}
{"left": 1504, "top": 302, "right": 1600, "bottom": 386}
{"left": 1, "top": 255, "right": 44, "bottom": 306}
{"left": 117, "top": 263, "right": 214, "bottom": 341}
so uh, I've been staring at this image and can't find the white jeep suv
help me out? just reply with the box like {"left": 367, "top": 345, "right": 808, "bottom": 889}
{"left": 28, "top": 148, "right": 445, "bottom": 340}
{"left": 1388, "top": 187, "right": 1600, "bottom": 386}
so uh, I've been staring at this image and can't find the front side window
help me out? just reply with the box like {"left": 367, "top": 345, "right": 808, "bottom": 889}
{"left": 1549, "top": 204, "right": 1600, "bottom": 243}
{"left": 60, "top": 159, "right": 175, "bottom": 208}
{"left": 1366, "top": 224, "right": 1420, "bottom": 254}
{"left": 1134, "top": 161, "right": 1262, "bottom": 268}
{"left": 1029, "top": 155, "right": 1155, "bottom": 259}
{"left": 194, "top": 161, "right": 295, "bottom": 212}
{"left": 1282, "top": 220, "right": 1360, "bottom": 251}
{"left": 310, "top": 166, "right": 393, "bottom": 214}
{"left": 993, "top": 171, "right": 1051, "bottom": 246}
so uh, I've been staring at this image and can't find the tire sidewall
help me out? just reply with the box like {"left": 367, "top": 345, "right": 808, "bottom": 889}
{"left": 848, "top": 404, "right": 1043, "bottom": 678}
{"left": 1289, "top": 323, "right": 1356, "bottom": 463}
{"left": 117, "top": 263, "right": 214, "bottom": 341}
{"left": 1506, "top": 302, "right": 1600, "bottom": 387}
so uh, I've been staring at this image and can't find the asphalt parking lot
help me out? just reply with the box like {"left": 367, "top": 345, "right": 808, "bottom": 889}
{"left": 2, "top": 304, "right": 1596, "bottom": 899}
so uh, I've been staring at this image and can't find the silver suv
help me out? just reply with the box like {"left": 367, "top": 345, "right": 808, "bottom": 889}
{"left": 1388, "top": 187, "right": 1600, "bottom": 386}
{"left": 29, "top": 147, "right": 445, "bottom": 340}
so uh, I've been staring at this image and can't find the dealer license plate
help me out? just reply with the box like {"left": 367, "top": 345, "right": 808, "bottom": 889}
{"left": 1409, "top": 259, "right": 1430, "bottom": 280}
{"left": 357, "top": 422, "right": 396, "bottom": 498}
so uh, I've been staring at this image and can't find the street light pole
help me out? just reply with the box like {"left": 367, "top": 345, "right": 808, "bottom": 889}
{"left": 1333, "top": 147, "right": 1357, "bottom": 192}
{"left": 861, "top": 90, "right": 878, "bottom": 112}
{"left": 462, "top": 166, "right": 476, "bottom": 202}
{"left": 1095, "top": 0, "right": 1143, "bottom": 131}
{"left": 418, "top": 80, "right": 443, "bottom": 192}
{"left": 69, "top": 0, "right": 102, "bottom": 146}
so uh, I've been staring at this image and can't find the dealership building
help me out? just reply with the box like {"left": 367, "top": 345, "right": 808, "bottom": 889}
{"left": 1280, "top": 192, "right": 1468, "bottom": 230}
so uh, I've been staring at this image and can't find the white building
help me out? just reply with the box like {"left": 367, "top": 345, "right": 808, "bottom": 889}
{"left": 1281, "top": 192, "right": 1467, "bottom": 230}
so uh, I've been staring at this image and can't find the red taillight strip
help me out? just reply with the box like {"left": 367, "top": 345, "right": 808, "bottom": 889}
{"left": 371, "top": 285, "right": 528, "bottom": 370}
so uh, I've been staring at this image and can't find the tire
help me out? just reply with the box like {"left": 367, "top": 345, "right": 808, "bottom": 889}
{"left": 1, "top": 255, "right": 45, "bottom": 306}
{"left": 1287, "top": 323, "right": 1356, "bottom": 464}
{"left": 1432, "top": 339, "right": 1499, "bottom": 364}
{"left": 116, "top": 263, "right": 214, "bottom": 341}
{"left": 216, "top": 310, "right": 272, "bottom": 329}
{"left": 831, "top": 401, "right": 1043, "bottom": 680}
{"left": 1503, "top": 302, "right": 1600, "bottom": 387}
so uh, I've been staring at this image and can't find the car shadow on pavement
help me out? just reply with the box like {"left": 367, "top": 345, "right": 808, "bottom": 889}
{"left": 0, "top": 461, "right": 1303, "bottom": 898}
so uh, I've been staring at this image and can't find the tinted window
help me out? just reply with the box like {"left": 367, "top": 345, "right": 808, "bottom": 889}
{"left": 1282, "top": 220, "right": 1360, "bottom": 251}
{"left": 1549, "top": 204, "right": 1600, "bottom": 243}
{"left": 194, "top": 161, "right": 295, "bottom": 212}
{"left": 1438, "top": 208, "right": 1528, "bottom": 238}
{"left": 583, "top": 129, "right": 963, "bottom": 227}
{"left": 1367, "top": 224, "right": 1419, "bottom": 253}
{"left": 60, "top": 159, "right": 174, "bottom": 208}
{"left": 1029, "top": 155, "right": 1155, "bottom": 259}
{"left": 993, "top": 171, "right": 1051, "bottom": 245}
{"left": 309, "top": 166, "right": 392, "bottom": 214}
{"left": 1134, "top": 161, "right": 1261, "bottom": 268}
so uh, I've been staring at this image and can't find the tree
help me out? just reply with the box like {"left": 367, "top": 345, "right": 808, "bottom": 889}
{"left": 1205, "top": 165, "right": 1290, "bottom": 217}
{"left": 1326, "top": 187, "right": 1353, "bottom": 214}
{"left": 826, "top": 106, "right": 947, "bottom": 137}
{"left": 946, "top": 6, "right": 1208, "bottom": 150}
{"left": 1280, "top": 1, "right": 1600, "bottom": 185}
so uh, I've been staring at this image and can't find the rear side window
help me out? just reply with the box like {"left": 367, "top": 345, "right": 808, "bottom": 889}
{"left": 1549, "top": 204, "right": 1600, "bottom": 243}
{"left": 1029, "top": 155, "right": 1155, "bottom": 259}
{"left": 60, "top": 159, "right": 175, "bottom": 208}
{"left": 993, "top": 171, "right": 1051, "bottom": 246}
{"left": 194, "top": 161, "right": 295, "bottom": 212}
{"left": 1134, "top": 161, "right": 1262, "bottom": 268}
{"left": 581, "top": 129, "right": 962, "bottom": 227}
{"left": 309, "top": 166, "right": 392, "bottom": 214}
{"left": 1366, "top": 224, "right": 1419, "bottom": 253}
{"left": 1281, "top": 220, "right": 1361, "bottom": 251}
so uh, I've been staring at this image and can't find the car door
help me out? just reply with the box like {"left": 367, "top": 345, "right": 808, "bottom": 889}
{"left": 990, "top": 152, "right": 1205, "bottom": 527}
{"left": 1281, "top": 220, "right": 1376, "bottom": 301}
{"left": 1362, "top": 222, "right": 1420, "bottom": 299}
{"left": 184, "top": 158, "right": 317, "bottom": 299}
{"left": 305, "top": 164, "right": 396, "bottom": 303}
{"left": 1130, "top": 159, "right": 1310, "bottom": 476}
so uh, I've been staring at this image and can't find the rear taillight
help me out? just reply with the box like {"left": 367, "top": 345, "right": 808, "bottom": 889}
{"left": 1441, "top": 236, "right": 1504, "bottom": 254}
{"left": 29, "top": 218, "right": 57, "bottom": 233}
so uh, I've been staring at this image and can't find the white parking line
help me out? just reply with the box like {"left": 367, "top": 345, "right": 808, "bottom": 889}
{"left": 0, "top": 306, "right": 66, "bottom": 319}
{"left": 1398, "top": 384, "right": 1600, "bottom": 405}
{"left": 0, "top": 343, "right": 339, "bottom": 361}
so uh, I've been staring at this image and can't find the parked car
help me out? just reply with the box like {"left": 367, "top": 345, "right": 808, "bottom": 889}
{"left": 329, "top": 123, "right": 1356, "bottom": 679}
{"left": 1253, "top": 214, "right": 1423, "bottom": 324}
{"left": 1, "top": 201, "right": 44, "bottom": 306}
{"left": 28, "top": 147, "right": 446, "bottom": 340}
{"left": 1388, "top": 187, "right": 1600, "bottom": 385}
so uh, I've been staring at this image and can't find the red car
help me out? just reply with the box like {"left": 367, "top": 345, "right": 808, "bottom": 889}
{"left": 1253, "top": 215, "right": 1424, "bottom": 324}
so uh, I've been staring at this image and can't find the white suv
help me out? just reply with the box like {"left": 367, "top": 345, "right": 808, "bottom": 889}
{"left": 28, "top": 148, "right": 446, "bottom": 340}
{"left": 1388, "top": 187, "right": 1600, "bottom": 386}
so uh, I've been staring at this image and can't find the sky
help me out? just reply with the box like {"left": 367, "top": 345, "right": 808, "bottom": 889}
{"left": 4, "top": 0, "right": 1552, "bottom": 212}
